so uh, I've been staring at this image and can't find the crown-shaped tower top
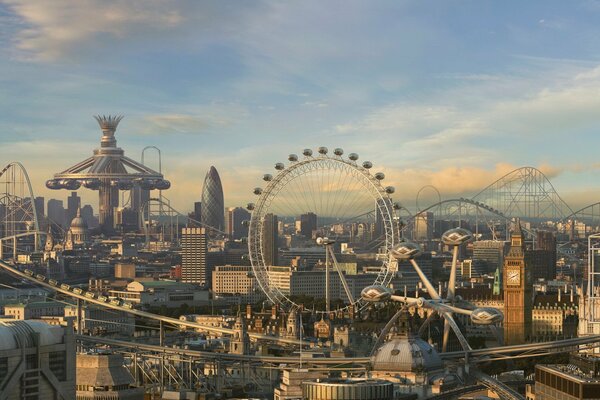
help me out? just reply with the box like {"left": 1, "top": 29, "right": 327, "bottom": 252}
{"left": 94, "top": 115, "right": 123, "bottom": 148}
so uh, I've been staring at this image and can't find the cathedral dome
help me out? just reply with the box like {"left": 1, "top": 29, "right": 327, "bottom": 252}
{"left": 70, "top": 208, "right": 88, "bottom": 231}
{"left": 371, "top": 337, "right": 443, "bottom": 373}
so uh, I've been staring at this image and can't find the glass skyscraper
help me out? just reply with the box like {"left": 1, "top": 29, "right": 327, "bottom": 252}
{"left": 200, "top": 166, "right": 225, "bottom": 232}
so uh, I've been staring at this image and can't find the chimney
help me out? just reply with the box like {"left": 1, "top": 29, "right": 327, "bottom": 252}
{"left": 271, "top": 305, "right": 277, "bottom": 319}
{"left": 246, "top": 304, "right": 252, "bottom": 319}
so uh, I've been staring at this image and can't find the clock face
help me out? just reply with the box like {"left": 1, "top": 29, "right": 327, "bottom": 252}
{"left": 507, "top": 269, "right": 520, "bottom": 286}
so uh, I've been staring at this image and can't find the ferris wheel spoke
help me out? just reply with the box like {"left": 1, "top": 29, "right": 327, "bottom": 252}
{"left": 249, "top": 149, "right": 396, "bottom": 314}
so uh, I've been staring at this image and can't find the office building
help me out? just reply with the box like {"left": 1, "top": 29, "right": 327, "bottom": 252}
{"left": 47, "top": 199, "right": 65, "bottom": 228}
{"left": 181, "top": 227, "right": 208, "bottom": 285}
{"left": 300, "top": 212, "right": 317, "bottom": 239}
{"left": 200, "top": 166, "right": 225, "bottom": 232}
{"left": 226, "top": 206, "right": 250, "bottom": 239}
{"left": 472, "top": 240, "right": 506, "bottom": 273}
{"left": 413, "top": 211, "right": 434, "bottom": 241}
{"left": 66, "top": 191, "right": 80, "bottom": 226}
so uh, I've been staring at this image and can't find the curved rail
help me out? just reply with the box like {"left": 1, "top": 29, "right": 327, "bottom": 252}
{"left": 0, "top": 259, "right": 305, "bottom": 346}
{"left": 0, "top": 162, "right": 42, "bottom": 250}
{"left": 470, "top": 369, "right": 523, "bottom": 400}
{"left": 472, "top": 166, "right": 574, "bottom": 219}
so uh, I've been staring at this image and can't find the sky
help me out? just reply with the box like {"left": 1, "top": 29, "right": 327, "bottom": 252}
{"left": 2, "top": 1, "right": 600, "bottom": 213}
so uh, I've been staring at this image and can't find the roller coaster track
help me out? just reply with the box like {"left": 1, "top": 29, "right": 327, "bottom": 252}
{"left": 76, "top": 335, "right": 370, "bottom": 368}
{"left": 0, "top": 259, "right": 305, "bottom": 345}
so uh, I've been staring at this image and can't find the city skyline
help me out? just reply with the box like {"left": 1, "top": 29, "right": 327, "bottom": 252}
{"left": 2, "top": 1, "right": 600, "bottom": 212}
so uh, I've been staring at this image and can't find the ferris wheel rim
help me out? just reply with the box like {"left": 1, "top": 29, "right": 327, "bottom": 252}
{"left": 247, "top": 151, "right": 397, "bottom": 314}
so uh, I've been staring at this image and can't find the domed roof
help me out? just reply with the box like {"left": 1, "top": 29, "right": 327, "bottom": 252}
{"left": 371, "top": 337, "right": 443, "bottom": 373}
{"left": 70, "top": 208, "right": 88, "bottom": 230}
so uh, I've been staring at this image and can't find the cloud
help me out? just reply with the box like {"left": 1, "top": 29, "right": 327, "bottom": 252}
{"left": 2, "top": 0, "right": 243, "bottom": 61}
{"left": 138, "top": 114, "right": 212, "bottom": 136}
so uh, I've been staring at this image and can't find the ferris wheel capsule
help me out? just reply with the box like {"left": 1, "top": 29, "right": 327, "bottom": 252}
{"left": 288, "top": 154, "right": 298, "bottom": 162}
{"left": 246, "top": 203, "right": 255, "bottom": 211}
{"left": 247, "top": 147, "right": 397, "bottom": 315}
{"left": 375, "top": 172, "right": 385, "bottom": 180}
{"left": 385, "top": 186, "right": 395, "bottom": 194}
{"left": 263, "top": 174, "right": 273, "bottom": 182}
{"left": 363, "top": 161, "right": 373, "bottom": 169}
{"left": 393, "top": 202, "right": 402, "bottom": 210}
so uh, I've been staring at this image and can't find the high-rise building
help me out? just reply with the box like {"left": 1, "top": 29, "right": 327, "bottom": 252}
{"left": 535, "top": 230, "right": 557, "bottom": 279}
{"left": 80, "top": 204, "right": 98, "bottom": 229}
{"left": 374, "top": 198, "right": 392, "bottom": 239}
{"left": 226, "top": 207, "right": 251, "bottom": 239}
{"left": 472, "top": 240, "right": 506, "bottom": 273}
{"left": 66, "top": 191, "right": 81, "bottom": 226}
{"left": 47, "top": 199, "right": 65, "bottom": 228}
{"left": 34, "top": 196, "right": 45, "bottom": 223}
{"left": 503, "top": 222, "right": 532, "bottom": 345}
{"left": 194, "top": 201, "right": 202, "bottom": 222}
{"left": 181, "top": 227, "right": 208, "bottom": 285}
{"left": 414, "top": 211, "right": 434, "bottom": 241}
{"left": 263, "top": 213, "right": 279, "bottom": 266}
{"left": 300, "top": 212, "right": 317, "bottom": 239}
{"left": 201, "top": 166, "right": 225, "bottom": 232}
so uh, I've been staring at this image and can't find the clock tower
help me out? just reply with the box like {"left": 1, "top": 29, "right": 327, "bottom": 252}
{"left": 503, "top": 220, "right": 532, "bottom": 345}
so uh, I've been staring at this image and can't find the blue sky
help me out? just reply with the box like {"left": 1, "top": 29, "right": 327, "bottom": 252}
{"left": 2, "top": 1, "right": 600, "bottom": 212}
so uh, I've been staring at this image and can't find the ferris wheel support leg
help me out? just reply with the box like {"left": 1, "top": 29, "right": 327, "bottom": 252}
{"left": 409, "top": 259, "right": 441, "bottom": 300}
{"left": 448, "top": 245, "right": 459, "bottom": 300}
{"left": 328, "top": 246, "right": 355, "bottom": 305}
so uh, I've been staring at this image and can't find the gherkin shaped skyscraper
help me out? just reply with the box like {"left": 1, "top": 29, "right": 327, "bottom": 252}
{"left": 201, "top": 166, "right": 225, "bottom": 232}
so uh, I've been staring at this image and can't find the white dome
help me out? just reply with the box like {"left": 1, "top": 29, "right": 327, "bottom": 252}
{"left": 371, "top": 337, "right": 442, "bottom": 372}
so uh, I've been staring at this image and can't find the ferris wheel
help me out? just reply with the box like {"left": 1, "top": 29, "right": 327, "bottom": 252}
{"left": 247, "top": 147, "right": 398, "bottom": 314}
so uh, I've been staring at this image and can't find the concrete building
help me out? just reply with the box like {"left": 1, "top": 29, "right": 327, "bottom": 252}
{"left": 532, "top": 354, "right": 600, "bottom": 399}
{"left": 181, "top": 227, "right": 208, "bottom": 285}
{"left": 64, "top": 305, "right": 135, "bottom": 336}
{"left": 4, "top": 300, "right": 65, "bottom": 320}
{"left": 115, "top": 263, "right": 136, "bottom": 279}
{"left": 0, "top": 320, "right": 75, "bottom": 399}
{"left": 109, "top": 280, "right": 209, "bottom": 308}
{"left": 76, "top": 353, "right": 143, "bottom": 399}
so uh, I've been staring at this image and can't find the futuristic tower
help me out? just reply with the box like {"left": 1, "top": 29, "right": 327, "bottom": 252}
{"left": 47, "top": 115, "right": 170, "bottom": 232}
{"left": 200, "top": 166, "right": 224, "bottom": 232}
